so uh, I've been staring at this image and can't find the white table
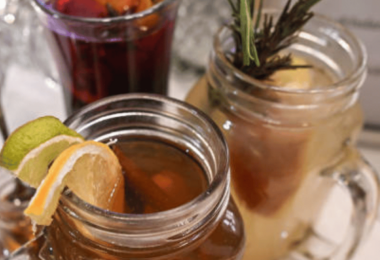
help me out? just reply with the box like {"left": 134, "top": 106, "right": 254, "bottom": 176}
{"left": 2, "top": 63, "right": 380, "bottom": 260}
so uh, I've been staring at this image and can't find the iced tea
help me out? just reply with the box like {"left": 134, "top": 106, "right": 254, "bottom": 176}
{"left": 185, "top": 19, "right": 372, "bottom": 258}
{"left": 187, "top": 53, "right": 364, "bottom": 259}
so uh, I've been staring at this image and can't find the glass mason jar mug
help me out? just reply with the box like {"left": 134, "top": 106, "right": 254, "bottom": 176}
{"left": 186, "top": 12, "right": 380, "bottom": 260}
{"left": 9, "top": 94, "right": 245, "bottom": 259}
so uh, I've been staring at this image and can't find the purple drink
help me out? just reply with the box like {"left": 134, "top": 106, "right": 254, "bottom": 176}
{"left": 32, "top": 0, "right": 179, "bottom": 114}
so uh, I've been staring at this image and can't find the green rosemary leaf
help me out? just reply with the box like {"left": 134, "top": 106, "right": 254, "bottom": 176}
{"left": 240, "top": 0, "right": 251, "bottom": 66}
{"left": 106, "top": 3, "right": 119, "bottom": 17}
{"left": 228, "top": 0, "right": 322, "bottom": 79}
{"left": 254, "top": 0, "right": 263, "bottom": 32}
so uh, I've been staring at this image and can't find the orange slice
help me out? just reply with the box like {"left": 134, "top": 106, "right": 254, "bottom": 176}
{"left": 24, "top": 141, "right": 125, "bottom": 225}
{"left": 95, "top": 0, "right": 138, "bottom": 14}
{"left": 134, "top": 0, "right": 159, "bottom": 29}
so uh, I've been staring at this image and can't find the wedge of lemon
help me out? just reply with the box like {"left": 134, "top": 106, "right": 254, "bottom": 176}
{"left": 0, "top": 116, "right": 84, "bottom": 188}
{"left": 269, "top": 57, "right": 312, "bottom": 90}
{"left": 24, "top": 141, "right": 125, "bottom": 226}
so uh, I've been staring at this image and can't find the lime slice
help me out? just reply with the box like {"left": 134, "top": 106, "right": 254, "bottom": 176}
{"left": 0, "top": 116, "right": 84, "bottom": 188}
{"left": 24, "top": 141, "right": 125, "bottom": 226}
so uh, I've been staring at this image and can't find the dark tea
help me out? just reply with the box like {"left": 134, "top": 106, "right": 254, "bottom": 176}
{"left": 10, "top": 138, "right": 245, "bottom": 260}
{"left": 113, "top": 139, "right": 209, "bottom": 213}
{"left": 8, "top": 95, "right": 246, "bottom": 259}
{"left": 33, "top": 0, "right": 179, "bottom": 114}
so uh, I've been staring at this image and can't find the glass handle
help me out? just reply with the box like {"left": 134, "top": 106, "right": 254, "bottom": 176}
{"left": 322, "top": 147, "right": 380, "bottom": 259}
{"left": 7, "top": 231, "right": 44, "bottom": 260}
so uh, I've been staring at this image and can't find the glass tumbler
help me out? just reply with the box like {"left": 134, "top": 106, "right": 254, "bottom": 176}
{"left": 9, "top": 94, "right": 246, "bottom": 259}
{"left": 31, "top": 0, "right": 180, "bottom": 115}
{"left": 186, "top": 12, "right": 380, "bottom": 260}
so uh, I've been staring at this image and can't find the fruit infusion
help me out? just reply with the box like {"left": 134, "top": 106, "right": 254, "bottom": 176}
{"left": 41, "top": 0, "right": 176, "bottom": 113}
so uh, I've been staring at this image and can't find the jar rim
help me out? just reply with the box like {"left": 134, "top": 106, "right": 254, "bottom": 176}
{"left": 61, "top": 94, "right": 230, "bottom": 238}
{"left": 31, "top": 0, "right": 178, "bottom": 24}
{"left": 213, "top": 10, "right": 368, "bottom": 95}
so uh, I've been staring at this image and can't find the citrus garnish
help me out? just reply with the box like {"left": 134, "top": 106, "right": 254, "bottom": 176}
{"left": 269, "top": 57, "right": 312, "bottom": 90}
{"left": 0, "top": 116, "right": 84, "bottom": 188}
{"left": 24, "top": 141, "right": 125, "bottom": 226}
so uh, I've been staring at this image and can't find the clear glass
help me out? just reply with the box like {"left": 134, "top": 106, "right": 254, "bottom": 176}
{"left": 9, "top": 94, "right": 245, "bottom": 259}
{"left": 0, "top": 175, "right": 33, "bottom": 259}
{"left": 0, "top": 1, "right": 56, "bottom": 257}
{"left": 186, "top": 12, "right": 380, "bottom": 260}
{"left": 173, "top": 0, "right": 230, "bottom": 70}
{"left": 31, "top": 0, "right": 180, "bottom": 115}
{"left": 0, "top": 0, "right": 65, "bottom": 139}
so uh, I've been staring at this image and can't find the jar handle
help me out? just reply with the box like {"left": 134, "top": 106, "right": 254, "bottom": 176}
{"left": 322, "top": 147, "right": 380, "bottom": 259}
{"left": 7, "top": 231, "right": 44, "bottom": 259}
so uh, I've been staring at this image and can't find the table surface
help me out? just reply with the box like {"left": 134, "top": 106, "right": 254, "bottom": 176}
{"left": 2, "top": 63, "right": 380, "bottom": 260}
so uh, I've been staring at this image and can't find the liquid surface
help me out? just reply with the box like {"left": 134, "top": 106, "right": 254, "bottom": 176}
{"left": 45, "top": 0, "right": 163, "bottom": 18}
{"left": 264, "top": 56, "right": 337, "bottom": 89}
{"left": 113, "top": 140, "right": 208, "bottom": 213}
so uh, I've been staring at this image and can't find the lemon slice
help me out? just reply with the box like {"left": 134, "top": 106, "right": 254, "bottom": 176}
{"left": 24, "top": 141, "right": 125, "bottom": 226}
{"left": 269, "top": 57, "right": 312, "bottom": 90}
{"left": 0, "top": 116, "right": 84, "bottom": 188}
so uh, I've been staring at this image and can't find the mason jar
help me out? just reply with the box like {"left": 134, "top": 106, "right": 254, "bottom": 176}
{"left": 186, "top": 12, "right": 380, "bottom": 260}
{"left": 9, "top": 94, "right": 245, "bottom": 259}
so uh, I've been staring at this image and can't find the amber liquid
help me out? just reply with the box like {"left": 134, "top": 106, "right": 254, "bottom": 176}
{"left": 186, "top": 58, "right": 363, "bottom": 260}
{"left": 30, "top": 138, "right": 245, "bottom": 260}
{"left": 116, "top": 140, "right": 208, "bottom": 213}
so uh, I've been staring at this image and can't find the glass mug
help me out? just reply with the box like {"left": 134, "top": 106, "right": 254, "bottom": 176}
{"left": 0, "top": 175, "right": 33, "bottom": 259}
{"left": 9, "top": 94, "right": 246, "bottom": 259}
{"left": 186, "top": 12, "right": 380, "bottom": 260}
{"left": 31, "top": 0, "right": 180, "bottom": 115}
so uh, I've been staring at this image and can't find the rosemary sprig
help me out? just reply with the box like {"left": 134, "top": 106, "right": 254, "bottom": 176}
{"left": 227, "top": 0, "right": 321, "bottom": 79}
{"left": 106, "top": 3, "right": 119, "bottom": 17}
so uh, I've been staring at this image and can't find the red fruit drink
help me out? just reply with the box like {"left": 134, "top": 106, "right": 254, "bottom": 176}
{"left": 33, "top": 0, "right": 178, "bottom": 114}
